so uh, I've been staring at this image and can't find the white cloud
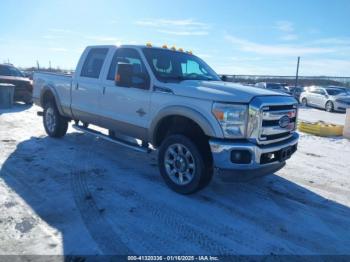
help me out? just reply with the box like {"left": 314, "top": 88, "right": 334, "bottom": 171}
{"left": 225, "top": 34, "right": 333, "bottom": 56}
{"left": 136, "top": 18, "right": 208, "bottom": 27}
{"left": 280, "top": 34, "right": 298, "bottom": 41}
{"left": 301, "top": 59, "right": 350, "bottom": 76}
{"left": 84, "top": 36, "right": 122, "bottom": 45}
{"left": 48, "top": 47, "right": 68, "bottom": 52}
{"left": 275, "top": 21, "right": 294, "bottom": 33}
{"left": 311, "top": 37, "right": 350, "bottom": 46}
{"left": 49, "top": 28, "right": 74, "bottom": 34}
{"left": 274, "top": 21, "right": 299, "bottom": 41}
{"left": 135, "top": 18, "right": 210, "bottom": 36}
{"left": 43, "top": 35, "right": 62, "bottom": 40}
{"left": 157, "top": 30, "right": 208, "bottom": 36}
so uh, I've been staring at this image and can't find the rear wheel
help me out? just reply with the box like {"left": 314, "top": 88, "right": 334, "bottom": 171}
{"left": 158, "top": 134, "right": 213, "bottom": 194}
{"left": 325, "top": 101, "right": 334, "bottom": 112}
{"left": 43, "top": 101, "right": 68, "bottom": 137}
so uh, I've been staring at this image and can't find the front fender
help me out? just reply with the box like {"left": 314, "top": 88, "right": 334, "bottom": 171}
{"left": 149, "top": 105, "right": 222, "bottom": 144}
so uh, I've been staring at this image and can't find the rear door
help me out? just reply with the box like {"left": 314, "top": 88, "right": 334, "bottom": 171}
{"left": 71, "top": 47, "right": 109, "bottom": 122}
{"left": 99, "top": 47, "right": 152, "bottom": 140}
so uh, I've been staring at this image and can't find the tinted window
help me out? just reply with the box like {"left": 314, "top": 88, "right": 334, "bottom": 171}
{"left": 326, "top": 89, "right": 346, "bottom": 96}
{"left": 80, "top": 48, "right": 108, "bottom": 78}
{"left": 143, "top": 48, "right": 220, "bottom": 82}
{"left": 107, "top": 48, "right": 150, "bottom": 89}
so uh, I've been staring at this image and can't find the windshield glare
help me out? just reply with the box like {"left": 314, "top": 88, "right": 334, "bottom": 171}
{"left": 142, "top": 48, "right": 220, "bottom": 82}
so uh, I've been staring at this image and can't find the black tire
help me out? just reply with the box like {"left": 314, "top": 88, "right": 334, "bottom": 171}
{"left": 108, "top": 130, "right": 116, "bottom": 138}
{"left": 43, "top": 101, "right": 68, "bottom": 138}
{"left": 158, "top": 134, "right": 213, "bottom": 194}
{"left": 301, "top": 98, "right": 308, "bottom": 106}
{"left": 325, "top": 101, "right": 334, "bottom": 112}
{"left": 22, "top": 92, "right": 33, "bottom": 104}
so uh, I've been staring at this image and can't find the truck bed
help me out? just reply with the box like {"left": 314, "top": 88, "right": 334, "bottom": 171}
{"left": 33, "top": 71, "right": 73, "bottom": 116}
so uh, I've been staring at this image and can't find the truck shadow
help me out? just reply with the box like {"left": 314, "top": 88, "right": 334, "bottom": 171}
{"left": 0, "top": 133, "right": 349, "bottom": 255}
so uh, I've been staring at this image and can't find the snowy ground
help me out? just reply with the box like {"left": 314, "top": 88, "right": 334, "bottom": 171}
{"left": 0, "top": 104, "right": 349, "bottom": 256}
{"left": 298, "top": 106, "right": 346, "bottom": 125}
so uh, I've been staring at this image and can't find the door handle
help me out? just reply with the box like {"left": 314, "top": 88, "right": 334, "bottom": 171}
{"left": 102, "top": 86, "right": 106, "bottom": 95}
{"left": 75, "top": 83, "right": 79, "bottom": 90}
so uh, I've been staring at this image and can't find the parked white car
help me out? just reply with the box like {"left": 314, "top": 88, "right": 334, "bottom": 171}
{"left": 33, "top": 44, "right": 299, "bottom": 194}
{"left": 300, "top": 86, "right": 350, "bottom": 112}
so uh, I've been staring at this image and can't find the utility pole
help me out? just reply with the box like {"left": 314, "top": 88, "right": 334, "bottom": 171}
{"left": 36, "top": 60, "right": 40, "bottom": 70}
{"left": 293, "top": 56, "right": 300, "bottom": 98}
{"left": 295, "top": 56, "right": 300, "bottom": 87}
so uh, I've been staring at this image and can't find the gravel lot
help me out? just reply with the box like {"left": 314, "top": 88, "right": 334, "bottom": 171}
{"left": 0, "top": 104, "right": 349, "bottom": 256}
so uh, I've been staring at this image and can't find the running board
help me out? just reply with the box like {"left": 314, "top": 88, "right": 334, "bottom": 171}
{"left": 72, "top": 124, "right": 151, "bottom": 153}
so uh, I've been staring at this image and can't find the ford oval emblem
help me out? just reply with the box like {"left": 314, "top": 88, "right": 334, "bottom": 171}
{"left": 279, "top": 115, "right": 290, "bottom": 128}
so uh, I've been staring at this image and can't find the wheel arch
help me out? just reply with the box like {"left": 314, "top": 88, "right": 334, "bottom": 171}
{"left": 149, "top": 106, "right": 218, "bottom": 147}
{"left": 40, "top": 85, "right": 64, "bottom": 115}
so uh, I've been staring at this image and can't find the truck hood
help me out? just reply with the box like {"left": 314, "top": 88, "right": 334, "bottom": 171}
{"left": 0, "top": 75, "right": 31, "bottom": 83}
{"left": 165, "top": 80, "right": 289, "bottom": 103}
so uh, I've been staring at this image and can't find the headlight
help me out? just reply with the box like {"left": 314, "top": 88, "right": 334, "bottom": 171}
{"left": 212, "top": 103, "right": 248, "bottom": 138}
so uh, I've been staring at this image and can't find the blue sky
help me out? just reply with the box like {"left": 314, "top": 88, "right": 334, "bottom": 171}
{"left": 0, "top": 0, "right": 349, "bottom": 76}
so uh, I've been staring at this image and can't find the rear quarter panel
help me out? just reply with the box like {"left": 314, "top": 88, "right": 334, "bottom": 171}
{"left": 33, "top": 72, "right": 72, "bottom": 116}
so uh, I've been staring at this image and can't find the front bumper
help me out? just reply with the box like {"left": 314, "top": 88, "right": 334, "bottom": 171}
{"left": 334, "top": 101, "right": 350, "bottom": 112}
{"left": 209, "top": 133, "right": 299, "bottom": 174}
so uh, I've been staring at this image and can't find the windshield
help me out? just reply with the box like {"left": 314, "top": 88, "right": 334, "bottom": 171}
{"left": 142, "top": 48, "right": 220, "bottom": 82}
{"left": 0, "top": 65, "right": 24, "bottom": 77}
{"left": 326, "top": 88, "right": 346, "bottom": 96}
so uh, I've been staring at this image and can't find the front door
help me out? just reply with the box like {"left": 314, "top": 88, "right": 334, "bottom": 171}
{"left": 313, "top": 88, "right": 327, "bottom": 108}
{"left": 99, "top": 48, "right": 151, "bottom": 140}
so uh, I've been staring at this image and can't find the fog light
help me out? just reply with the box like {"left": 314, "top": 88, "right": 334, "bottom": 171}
{"left": 230, "top": 150, "right": 251, "bottom": 164}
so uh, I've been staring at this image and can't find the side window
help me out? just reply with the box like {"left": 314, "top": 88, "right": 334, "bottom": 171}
{"left": 181, "top": 60, "right": 205, "bottom": 75}
{"left": 107, "top": 48, "right": 150, "bottom": 90}
{"left": 314, "top": 88, "right": 325, "bottom": 95}
{"left": 80, "top": 48, "right": 108, "bottom": 78}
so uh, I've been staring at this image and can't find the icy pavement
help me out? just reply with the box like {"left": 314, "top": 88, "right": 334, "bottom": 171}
{"left": 0, "top": 104, "right": 349, "bottom": 255}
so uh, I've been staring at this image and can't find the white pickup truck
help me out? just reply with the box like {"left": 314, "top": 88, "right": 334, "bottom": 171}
{"left": 33, "top": 44, "right": 299, "bottom": 194}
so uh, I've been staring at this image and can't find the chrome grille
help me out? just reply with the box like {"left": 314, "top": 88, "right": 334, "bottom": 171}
{"left": 248, "top": 96, "right": 298, "bottom": 145}
{"left": 260, "top": 105, "right": 297, "bottom": 143}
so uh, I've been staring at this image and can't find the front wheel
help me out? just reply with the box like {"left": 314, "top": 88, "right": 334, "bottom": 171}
{"left": 325, "top": 101, "right": 334, "bottom": 112}
{"left": 158, "top": 134, "right": 213, "bottom": 194}
{"left": 43, "top": 101, "right": 68, "bottom": 137}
